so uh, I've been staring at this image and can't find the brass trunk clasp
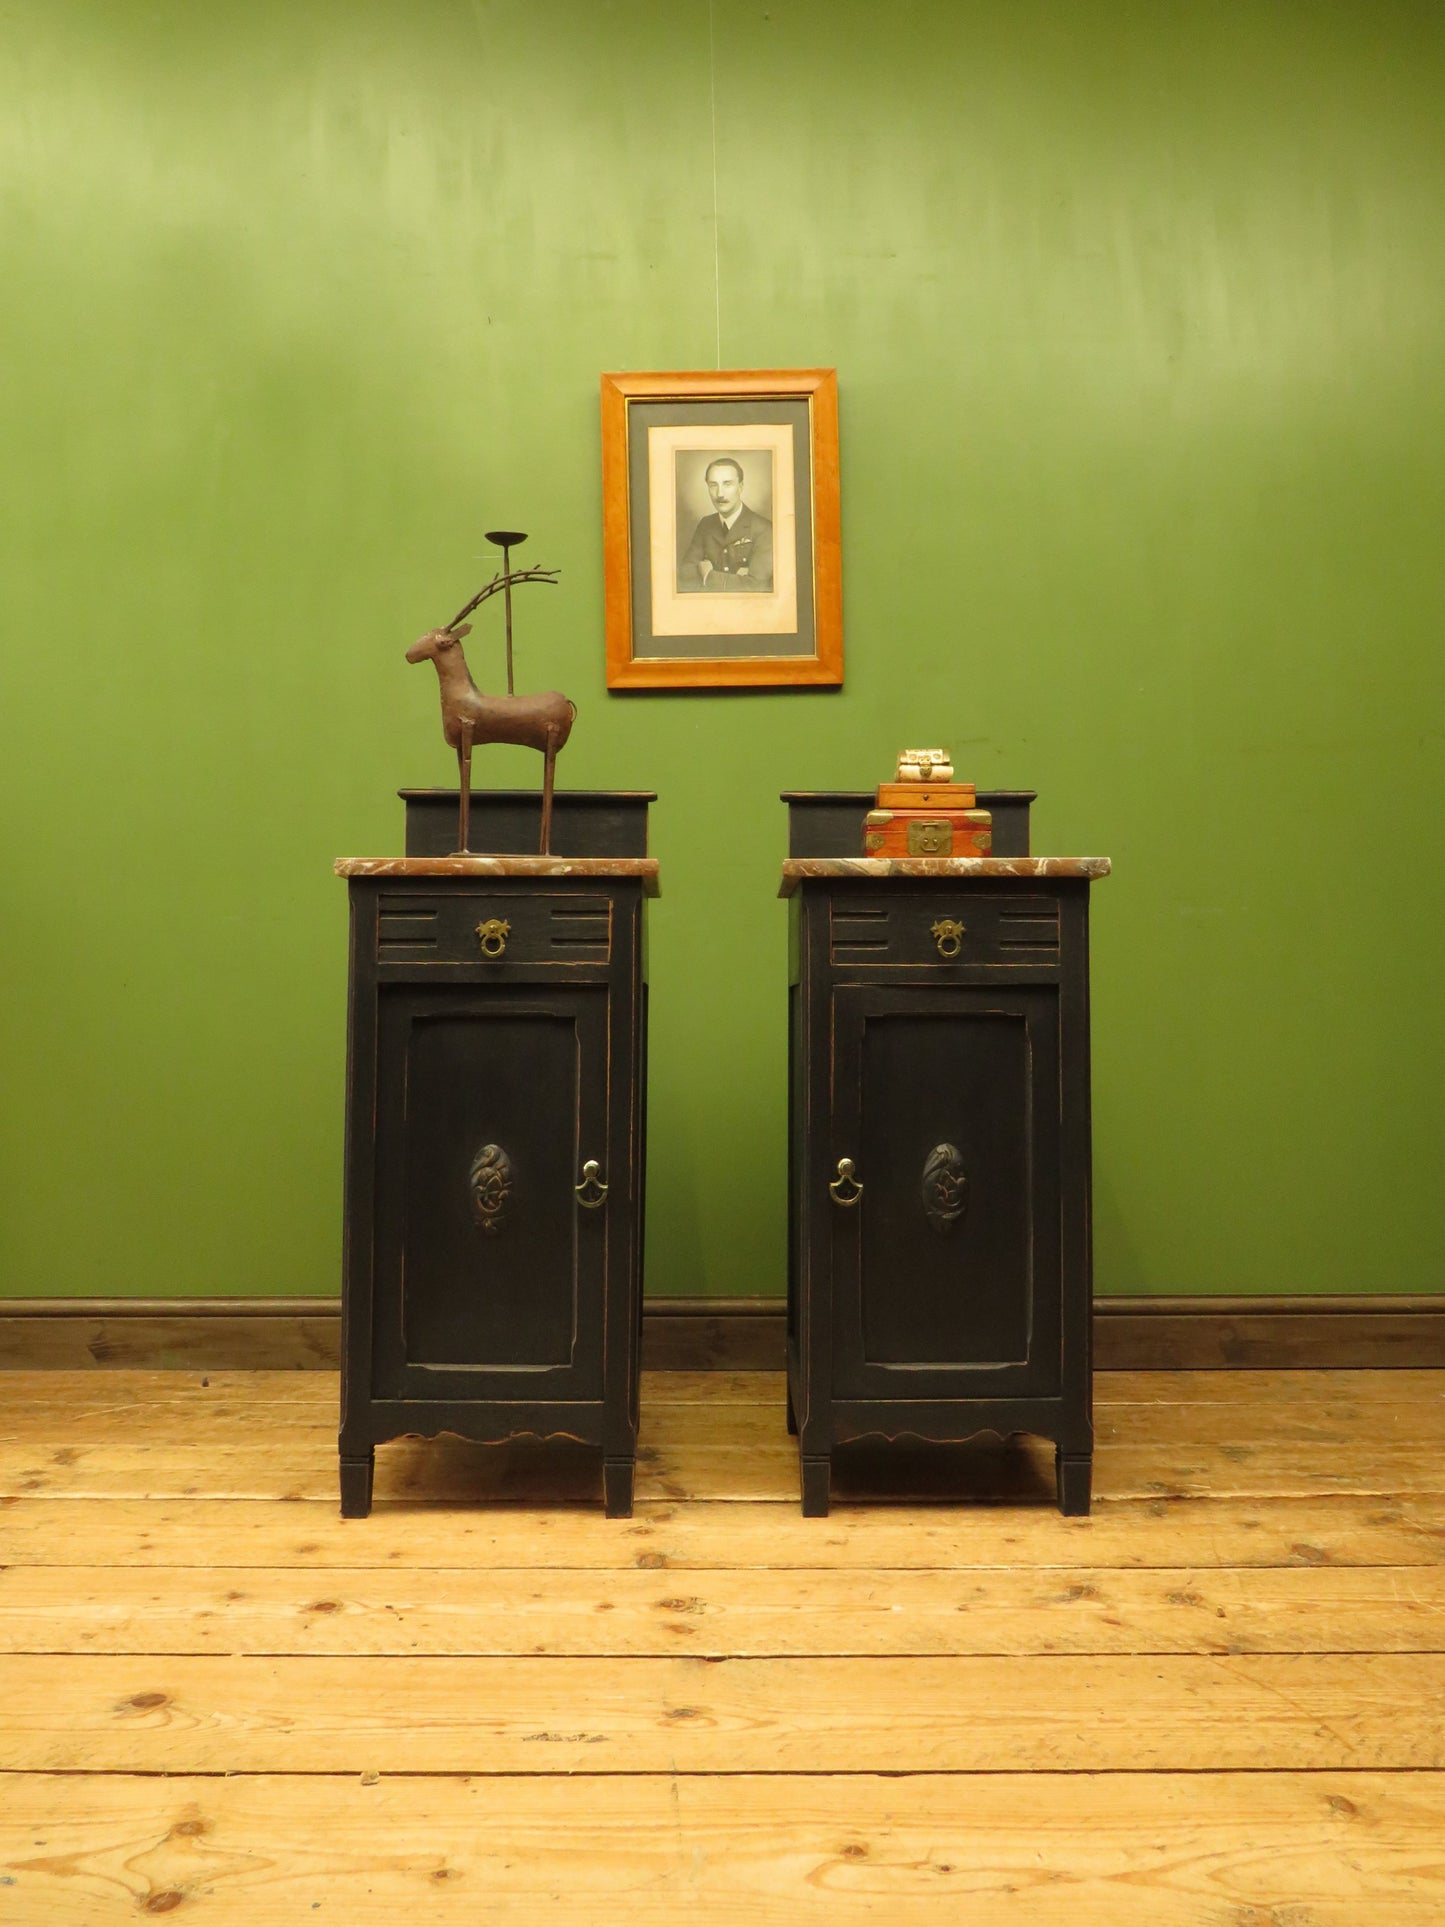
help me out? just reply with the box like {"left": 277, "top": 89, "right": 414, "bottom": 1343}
{"left": 906, "top": 819, "right": 953, "bottom": 856}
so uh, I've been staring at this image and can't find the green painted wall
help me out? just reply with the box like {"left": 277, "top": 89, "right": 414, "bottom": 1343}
{"left": 2, "top": 0, "right": 1441, "bottom": 1302}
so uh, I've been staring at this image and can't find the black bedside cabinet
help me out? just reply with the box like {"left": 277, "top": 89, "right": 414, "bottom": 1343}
{"left": 781, "top": 806, "right": 1109, "bottom": 1518}
{"left": 336, "top": 793, "right": 656, "bottom": 1519}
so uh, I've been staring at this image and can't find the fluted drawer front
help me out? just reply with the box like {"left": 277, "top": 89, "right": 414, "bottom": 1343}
{"left": 375, "top": 890, "right": 612, "bottom": 965}
{"left": 829, "top": 892, "right": 1061, "bottom": 969}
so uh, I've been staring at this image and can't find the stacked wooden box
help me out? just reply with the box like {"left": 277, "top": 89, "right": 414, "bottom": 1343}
{"left": 862, "top": 752, "right": 992, "bottom": 858}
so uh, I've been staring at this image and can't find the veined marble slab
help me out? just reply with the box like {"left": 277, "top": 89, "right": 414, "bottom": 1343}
{"left": 779, "top": 856, "right": 1110, "bottom": 897}
{"left": 337, "top": 856, "right": 660, "bottom": 896}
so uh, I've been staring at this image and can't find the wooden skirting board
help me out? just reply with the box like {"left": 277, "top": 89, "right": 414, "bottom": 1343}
{"left": 0, "top": 1294, "right": 1442, "bottom": 1371}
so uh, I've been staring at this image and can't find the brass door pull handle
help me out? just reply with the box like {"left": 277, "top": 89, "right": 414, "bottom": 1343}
{"left": 829, "top": 1157, "right": 863, "bottom": 1207}
{"left": 475, "top": 913, "right": 516, "bottom": 951}
{"left": 931, "top": 917, "right": 965, "bottom": 959}
{"left": 475, "top": 918, "right": 511, "bottom": 957}
{"left": 575, "top": 1159, "right": 609, "bottom": 1208}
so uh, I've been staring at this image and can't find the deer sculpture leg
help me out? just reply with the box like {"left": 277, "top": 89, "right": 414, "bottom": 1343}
{"left": 540, "top": 734, "right": 558, "bottom": 855}
{"left": 456, "top": 723, "right": 474, "bottom": 855}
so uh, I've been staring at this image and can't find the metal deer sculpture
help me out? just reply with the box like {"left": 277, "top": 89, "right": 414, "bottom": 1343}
{"left": 407, "top": 554, "right": 573, "bottom": 855}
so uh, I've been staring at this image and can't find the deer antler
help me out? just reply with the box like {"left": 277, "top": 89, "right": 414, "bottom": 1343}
{"left": 444, "top": 565, "right": 560, "bottom": 633}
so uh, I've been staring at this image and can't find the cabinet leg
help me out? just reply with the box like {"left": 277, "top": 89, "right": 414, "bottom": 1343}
{"left": 1056, "top": 1451, "right": 1092, "bottom": 1517}
{"left": 339, "top": 1451, "right": 374, "bottom": 1519}
{"left": 801, "top": 1455, "right": 830, "bottom": 1518}
{"left": 785, "top": 1384, "right": 798, "bottom": 1436}
{"left": 604, "top": 1457, "right": 635, "bottom": 1519}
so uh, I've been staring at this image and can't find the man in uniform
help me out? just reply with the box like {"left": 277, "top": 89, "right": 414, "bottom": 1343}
{"left": 679, "top": 456, "right": 773, "bottom": 591}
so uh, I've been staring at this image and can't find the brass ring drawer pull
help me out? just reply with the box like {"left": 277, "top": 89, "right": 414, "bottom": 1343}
{"left": 575, "top": 1159, "right": 609, "bottom": 1208}
{"left": 829, "top": 1157, "right": 863, "bottom": 1207}
{"left": 475, "top": 918, "right": 511, "bottom": 958}
{"left": 931, "top": 917, "right": 965, "bottom": 959}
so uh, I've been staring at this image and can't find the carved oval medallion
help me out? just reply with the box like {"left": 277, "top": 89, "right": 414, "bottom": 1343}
{"left": 922, "top": 1142, "right": 967, "bottom": 1234}
{"left": 468, "top": 1143, "right": 512, "bottom": 1235}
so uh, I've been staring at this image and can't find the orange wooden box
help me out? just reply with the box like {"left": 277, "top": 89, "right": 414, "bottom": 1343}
{"left": 875, "top": 782, "right": 977, "bottom": 809}
{"left": 863, "top": 809, "right": 993, "bottom": 858}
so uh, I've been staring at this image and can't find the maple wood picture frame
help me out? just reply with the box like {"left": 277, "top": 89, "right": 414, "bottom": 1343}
{"left": 602, "top": 368, "right": 842, "bottom": 690}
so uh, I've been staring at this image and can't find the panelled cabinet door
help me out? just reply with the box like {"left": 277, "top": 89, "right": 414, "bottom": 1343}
{"left": 371, "top": 983, "right": 610, "bottom": 1402}
{"left": 828, "top": 984, "right": 1062, "bottom": 1401}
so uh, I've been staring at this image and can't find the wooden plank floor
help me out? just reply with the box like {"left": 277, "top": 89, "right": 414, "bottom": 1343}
{"left": 0, "top": 1369, "right": 1442, "bottom": 1923}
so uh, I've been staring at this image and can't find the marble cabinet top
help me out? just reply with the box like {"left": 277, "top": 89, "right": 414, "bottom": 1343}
{"left": 779, "top": 856, "right": 1110, "bottom": 897}
{"left": 336, "top": 856, "right": 661, "bottom": 896}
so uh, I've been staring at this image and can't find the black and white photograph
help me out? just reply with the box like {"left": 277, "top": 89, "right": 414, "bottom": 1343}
{"left": 674, "top": 449, "right": 775, "bottom": 595}
{"left": 643, "top": 418, "right": 797, "bottom": 643}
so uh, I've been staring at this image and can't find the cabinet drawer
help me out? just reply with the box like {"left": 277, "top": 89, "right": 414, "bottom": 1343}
{"left": 375, "top": 890, "right": 612, "bottom": 965}
{"left": 829, "top": 891, "right": 1061, "bottom": 969}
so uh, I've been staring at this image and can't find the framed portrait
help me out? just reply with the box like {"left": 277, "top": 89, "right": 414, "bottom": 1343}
{"left": 601, "top": 368, "right": 842, "bottom": 690}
